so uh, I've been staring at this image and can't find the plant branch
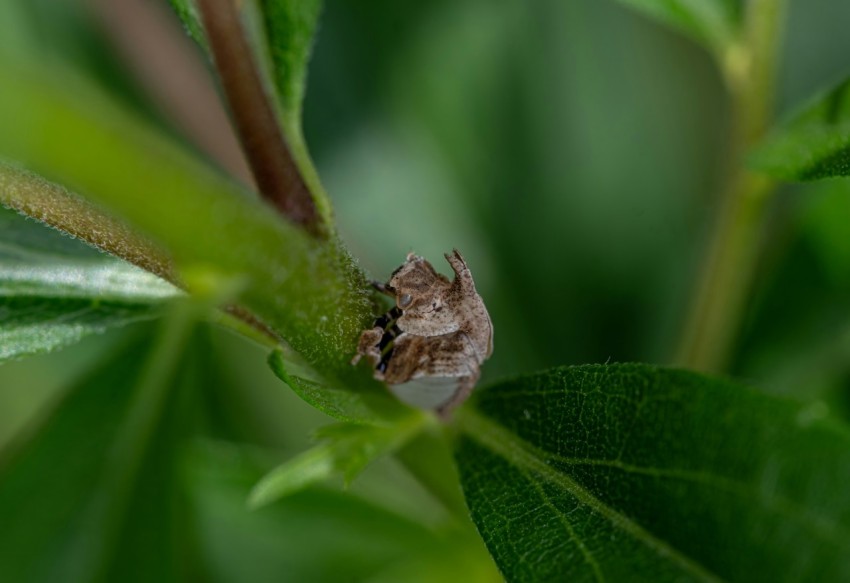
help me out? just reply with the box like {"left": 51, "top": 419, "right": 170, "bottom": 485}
{"left": 0, "top": 162, "right": 280, "bottom": 348}
{"left": 677, "top": 0, "right": 786, "bottom": 372}
{"left": 0, "top": 163, "right": 176, "bottom": 283}
{"left": 196, "top": 0, "right": 324, "bottom": 237}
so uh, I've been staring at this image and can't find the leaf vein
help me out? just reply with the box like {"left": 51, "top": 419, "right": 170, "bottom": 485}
{"left": 546, "top": 456, "right": 850, "bottom": 546}
{"left": 460, "top": 408, "right": 725, "bottom": 583}
{"left": 521, "top": 466, "right": 605, "bottom": 582}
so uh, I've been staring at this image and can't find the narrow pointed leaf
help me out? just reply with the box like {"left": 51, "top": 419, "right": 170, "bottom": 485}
{"left": 249, "top": 414, "right": 428, "bottom": 508}
{"left": 0, "top": 206, "right": 176, "bottom": 362}
{"left": 455, "top": 364, "right": 850, "bottom": 582}
{"left": 188, "top": 443, "right": 501, "bottom": 583}
{"left": 0, "top": 308, "right": 206, "bottom": 582}
{"left": 267, "top": 350, "right": 408, "bottom": 423}
{"left": 247, "top": 442, "right": 337, "bottom": 508}
{"left": 259, "top": 0, "right": 322, "bottom": 128}
{"left": 168, "top": 0, "right": 208, "bottom": 51}
{"left": 752, "top": 78, "right": 850, "bottom": 181}
{"left": 256, "top": 0, "right": 332, "bottom": 225}
{"left": 0, "top": 148, "right": 176, "bottom": 282}
{"left": 0, "top": 298, "right": 158, "bottom": 363}
{"left": 615, "top": 0, "right": 741, "bottom": 56}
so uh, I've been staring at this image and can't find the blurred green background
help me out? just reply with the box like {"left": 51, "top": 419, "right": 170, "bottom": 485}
{"left": 2, "top": 0, "right": 850, "bottom": 580}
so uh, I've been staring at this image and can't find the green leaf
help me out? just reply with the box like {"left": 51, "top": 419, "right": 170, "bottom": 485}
{"left": 751, "top": 78, "right": 850, "bottom": 181}
{"left": 187, "top": 442, "right": 501, "bottom": 583}
{"left": 0, "top": 306, "right": 205, "bottom": 582}
{"left": 259, "top": 0, "right": 332, "bottom": 224}
{"left": 168, "top": 0, "right": 208, "bottom": 51}
{"left": 454, "top": 364, "right": 850, "bottom": 582}
{"left": 802, "top": 180, "right": 850, "bottom": 285}
{"left": 0, "top": 61, "right": 375, "bottom": 384}
{"left": 615, "top": 0, "right": 741, "bottom": 56}
{"left": 0, "top": 297, "right": 157, "bottom": 363}
{"left": 267, "top": 348, "right": 372, "bottom": 422}
{"left": 259, "top": 0, "right": 322, "bottom": 130}
{"left": 0, "top": 207, "right": 176, "bottom": 362}
{"left": 0, "top": 207, "right": 176, "bottom": 301}
{"left": 267, "top": 349, "right": 408, "bottom": 423}
{"left": 248, "top": 413, "right": 429, "bottom": 508}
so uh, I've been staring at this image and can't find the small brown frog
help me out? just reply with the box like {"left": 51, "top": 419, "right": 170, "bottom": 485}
{"left": 352, "top": 250, "right": 493, "bottom": 417}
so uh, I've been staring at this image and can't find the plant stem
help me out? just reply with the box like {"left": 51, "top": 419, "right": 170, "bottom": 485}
{"left": 677, "top": 0, "right": 786, "bottom": 372}
{"left": 196, "top": 0, "right": 324, "bottom": 237}
{"left": 394, "top": 426, "right": 470, "bottom": 518}
{"left": 0, "top": 163, "right": 176, "bottom": 282}
{"left": 0, "top": 162, "right": 280, "bottom": 348}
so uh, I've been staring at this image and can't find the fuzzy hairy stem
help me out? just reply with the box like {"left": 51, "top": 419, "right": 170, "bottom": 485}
{"left": 0, "top": 163, "right": 279, "bottom": 348}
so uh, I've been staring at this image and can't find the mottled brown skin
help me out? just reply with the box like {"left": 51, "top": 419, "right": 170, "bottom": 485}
{"left": 352, "top": 250, "right": 493, "bottom": 417}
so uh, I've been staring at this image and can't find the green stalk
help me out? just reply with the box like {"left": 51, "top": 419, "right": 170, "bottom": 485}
{"left": 677, "top": 0, "right": 786, "bottom": 372}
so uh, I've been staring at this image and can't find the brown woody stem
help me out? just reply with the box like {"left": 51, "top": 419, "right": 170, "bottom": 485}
{"left": 197, "top": 0, "right": 324, "bottom": 237}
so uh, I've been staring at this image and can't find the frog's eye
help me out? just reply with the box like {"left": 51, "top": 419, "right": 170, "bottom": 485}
{"left": 398, "top": 293, "right": 413, "bottom": 308}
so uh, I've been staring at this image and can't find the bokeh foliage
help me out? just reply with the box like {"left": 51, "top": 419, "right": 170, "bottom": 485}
{"left": 3, "top": 0, "right": 850, "bottom": 581}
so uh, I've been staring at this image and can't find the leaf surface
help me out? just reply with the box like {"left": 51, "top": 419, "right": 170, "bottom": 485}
{"left": 187, "top": 443, "right": 502, "bottom": 583}
{"left": 752, "top": 78, "right": 850, "bottom": 181}
{"left": 0, "top": 207, "right": 176, "bottom": 362}
{"left": 455, "top": 364, "right": 850, "bottom": 582}
{"left": 267, "top": 349, "right": 408, "bottom": 423}
{"left": 256, "top": 0, "right": 333, "bottom": 221}
{"left": 0, "top": 305, "right": 206, "bottom": 582}
{"left": 168, "top": 0, "right": 208, "bottom": 51}
{"left": 248, "top": 414, "right": 428, "bottom": 509}
{"left": 259, "top": 0, "right": 322, "bottom": 129}
{"left": 615, "top": 0, "right": 741, "bottom": 56}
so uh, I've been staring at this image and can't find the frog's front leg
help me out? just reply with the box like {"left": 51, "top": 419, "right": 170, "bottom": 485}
{"left": 350, "top": 326, "right": 384, "bottom": 370}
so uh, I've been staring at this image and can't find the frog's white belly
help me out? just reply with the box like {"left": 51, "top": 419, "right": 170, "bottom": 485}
{"left": 389, "top": 376, "right": 462, "bottom": 410}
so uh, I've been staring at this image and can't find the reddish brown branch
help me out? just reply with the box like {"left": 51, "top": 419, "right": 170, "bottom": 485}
{"left": 197, "top": 0, "right": 322, "bottom": 237}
